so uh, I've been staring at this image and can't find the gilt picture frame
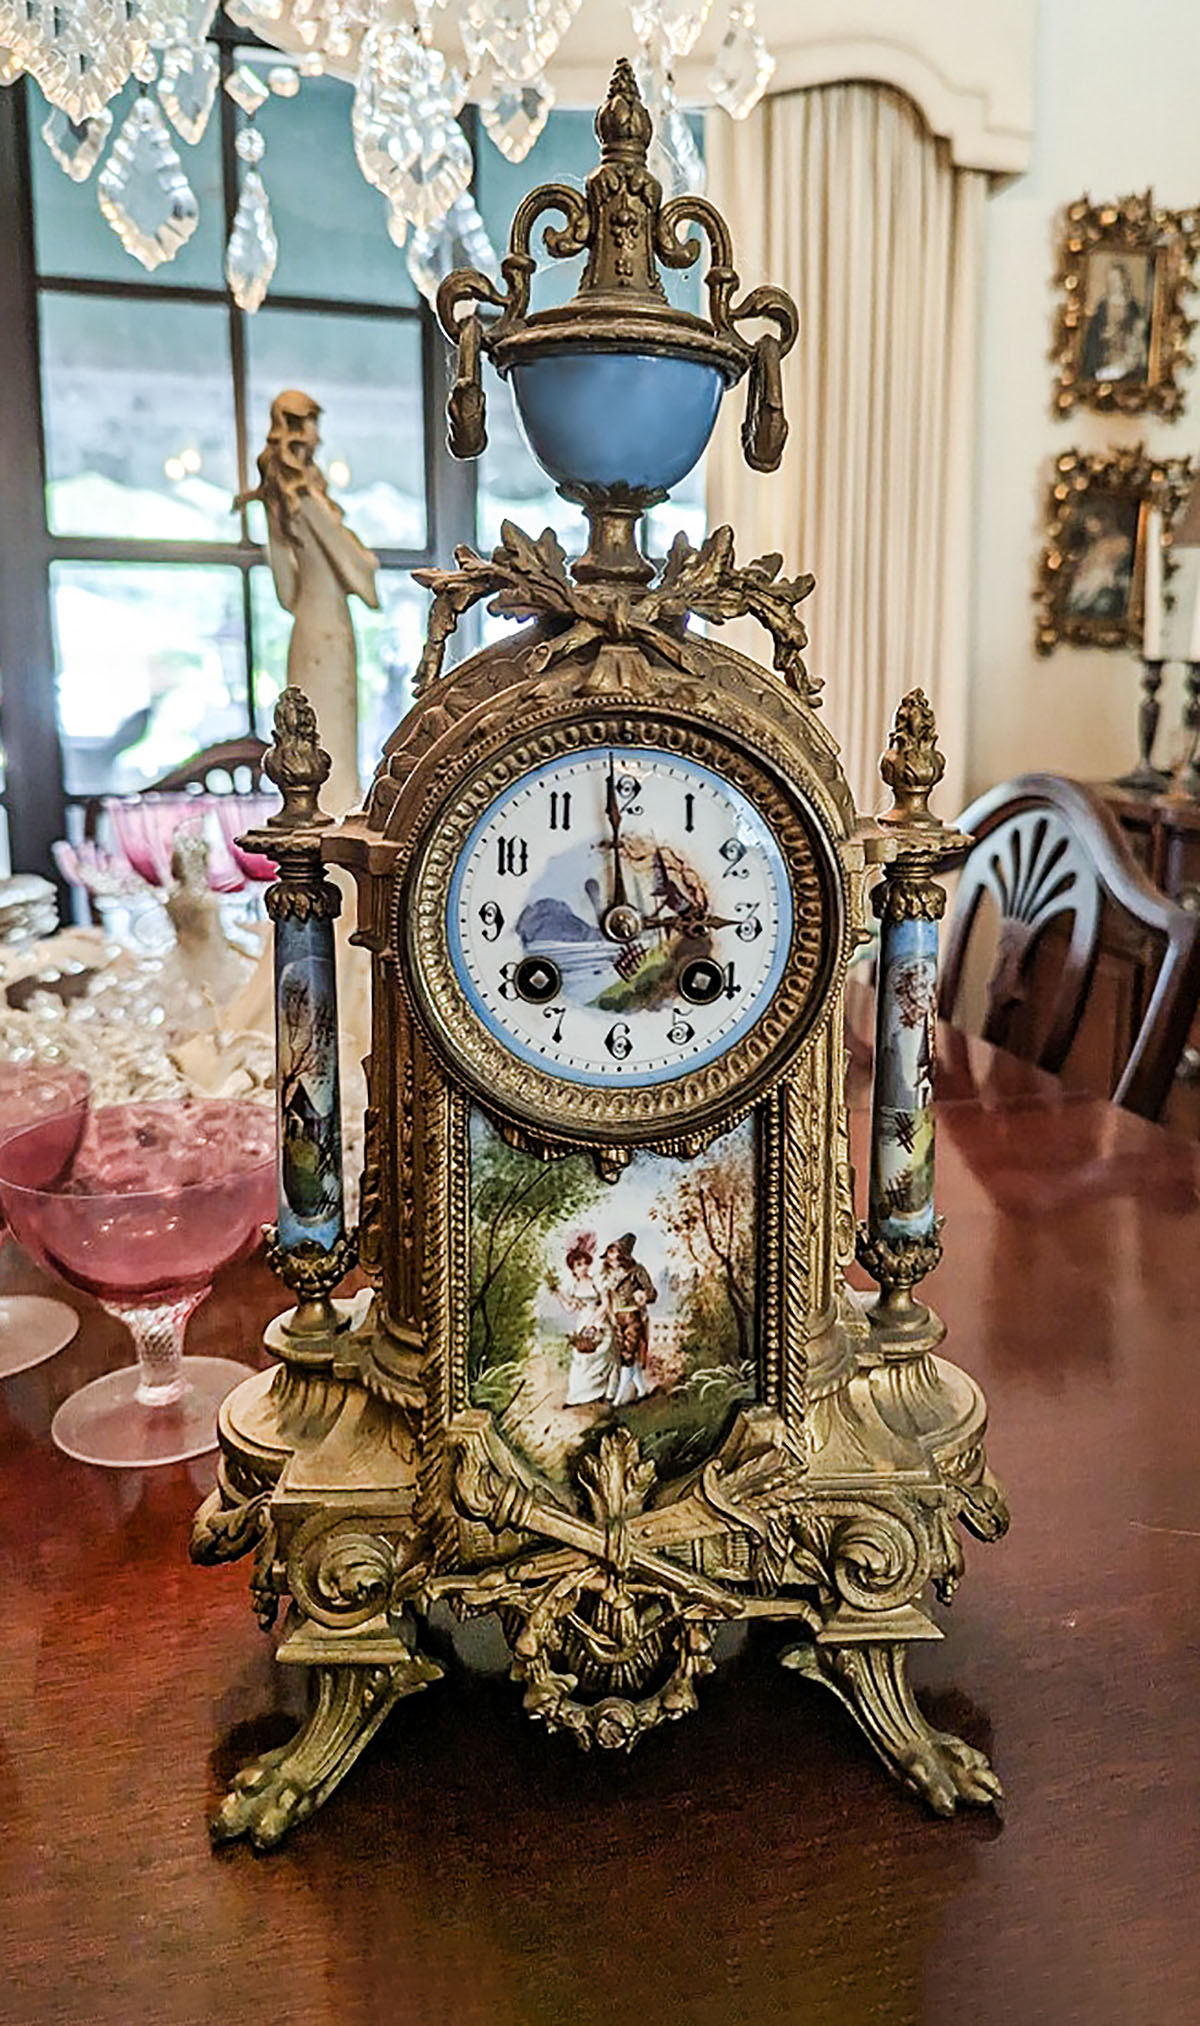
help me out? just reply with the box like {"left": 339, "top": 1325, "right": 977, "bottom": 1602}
{"left": 1034, "top": 446, "right": 1192, "bottom": 656}
{"left": 1052, "top": 192, "right": 1200, "bottom": 417}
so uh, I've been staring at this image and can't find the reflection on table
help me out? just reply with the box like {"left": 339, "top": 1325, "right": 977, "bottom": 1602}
{"left": 2, "top": 1021, "right": 1199, "bottom": 2026}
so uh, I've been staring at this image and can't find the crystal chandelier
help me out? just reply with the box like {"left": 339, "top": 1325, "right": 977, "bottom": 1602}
{"left": 0, "top": 0, "right": 776, "bottom": 310}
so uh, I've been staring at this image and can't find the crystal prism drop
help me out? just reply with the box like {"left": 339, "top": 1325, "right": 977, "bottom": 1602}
{"left": 0, "top": 47, "right": 22, "bottom": 87}
{"left": 478, "top": 67, "right": 554, "bottom": 164}
{"left": 224, "top": 62, "right": 267, "bottom": 115}
{"left": 633, "top": 47, "right": 704, "bottom": 197}
{"left": 136, "top": 0, "right": 216, "bottom": 44}
{"left": 708, "top": 4, "right": 775, "bottom": 120}
{"left": 32, "top": 0, "right": 138, "bottom": 122}
{"left": 222, "top": 0, "right": 281, "bottom": 24}
{"left": 630, "top": 0, "right": 711, "bottom": 59}
{"left": 462, "top": 0, "right": 542, "bottom": 85}
{"left": 353, "top": 25, "right": 471, "bottom": 231}
{"left": 406, "top": 191, "right": 498, "bottom": 306}
{"left": 225, "top": 167, "right": 277, "bottom": 312}
{"left": 41, "top": 104, "right": 113, "bottom": 182}
{"left": 98, "top": 95, "right": 199, "bottom": 271}
{"left": 652, "top": 104, "right": 705, "bottom": 198}
{"left": 235, "top": 123, "right": 265, "bottom": 164}
{"left": 158, "top": 40, "right": 218, "bottom": 145}
{"left": 267, "top": 63, "right": 299, "bottom": 96}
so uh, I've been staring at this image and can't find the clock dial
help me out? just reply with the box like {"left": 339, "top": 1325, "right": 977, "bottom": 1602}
{"left": 447, "top": 747, "right": 793, "bottom": 1087}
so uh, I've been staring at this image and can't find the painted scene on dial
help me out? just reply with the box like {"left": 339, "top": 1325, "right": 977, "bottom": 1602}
{"left": 451, "top": 749, "right": 790, "bottom": 1086}
{"left": 468, "top": 1108, "right": 758, "bottom": 1486}
{"left": 505, "top": 815, "right": 747, "bottom": 1015}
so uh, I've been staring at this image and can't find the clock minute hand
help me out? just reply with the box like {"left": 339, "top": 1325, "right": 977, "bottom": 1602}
{"left": 604, "top": 759, "right": 629, "bottom": 915}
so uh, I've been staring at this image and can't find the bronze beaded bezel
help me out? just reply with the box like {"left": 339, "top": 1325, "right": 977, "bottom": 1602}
{"left": 403, "top": 709, "right": 846, "bottom": 1148}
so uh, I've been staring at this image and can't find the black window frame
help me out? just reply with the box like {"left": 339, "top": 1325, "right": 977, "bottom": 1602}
{"left": 0, "top": 30, "right": 476, "bottom": 884}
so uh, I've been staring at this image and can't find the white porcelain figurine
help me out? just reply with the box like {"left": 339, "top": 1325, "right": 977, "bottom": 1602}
{"left": 239, "top": 390, "right": 379, "bottom": 814}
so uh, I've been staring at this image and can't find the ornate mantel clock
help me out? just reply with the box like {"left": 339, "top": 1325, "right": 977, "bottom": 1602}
{"left": 193, "top": 62, "right": 1008, "bottom": 1849}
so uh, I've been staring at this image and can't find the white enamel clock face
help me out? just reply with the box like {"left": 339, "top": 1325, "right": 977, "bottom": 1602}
{"left": 446, "top": 746, "right": 794, "bottom": 1087}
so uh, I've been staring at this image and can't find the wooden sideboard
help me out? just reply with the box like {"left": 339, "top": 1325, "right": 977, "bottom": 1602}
{"left": 1100, "top": 785, "right": 1200, "bottom": 1134}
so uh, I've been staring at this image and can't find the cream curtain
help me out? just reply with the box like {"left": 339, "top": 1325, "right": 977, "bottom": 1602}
{"left": 705, "top": 84, "right": 987, "bottom": 816}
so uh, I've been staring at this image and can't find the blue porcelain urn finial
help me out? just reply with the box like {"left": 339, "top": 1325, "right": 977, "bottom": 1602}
{"left": 435, "top": 58, "right": 798, "bottom": 577}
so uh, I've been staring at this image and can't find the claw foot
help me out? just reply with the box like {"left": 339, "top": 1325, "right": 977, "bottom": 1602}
{"left": 210, "top": 1655, "right": 441, "bottom": 1849}
{"left": 212, "top": 1748, "right": 311, "bottom": 1850}
{"left": 782, "top": 1637, "right": 1001, "bottom": 1817}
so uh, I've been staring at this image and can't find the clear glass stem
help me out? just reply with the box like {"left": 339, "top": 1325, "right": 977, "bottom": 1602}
{"left": 108, "top": 1289, "right": 209, "bottom": 1407}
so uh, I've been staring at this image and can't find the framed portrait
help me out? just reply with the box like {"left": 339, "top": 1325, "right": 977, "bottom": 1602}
{"left": 1034, "top": 446, "right": 1191, "bottom": 655}
{"left": 1052, "top": 193, "right": 1200, "bottom": 417}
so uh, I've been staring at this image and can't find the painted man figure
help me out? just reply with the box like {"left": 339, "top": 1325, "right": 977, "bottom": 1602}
{"left": 602, "top": 1233, "right": 658, "bottom": 1407}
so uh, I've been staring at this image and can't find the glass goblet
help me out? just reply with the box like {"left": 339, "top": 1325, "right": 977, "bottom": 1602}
{"left": 0, "top": 1098, "right": 275, "bottom": 1468}
{"left": 0, "top": 1062, "right": 90, "bottom": 1378}
{"left": 212, "top": 793, "right": 282, "bottom": 886}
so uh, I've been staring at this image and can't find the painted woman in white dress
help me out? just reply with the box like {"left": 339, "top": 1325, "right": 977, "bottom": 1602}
{"left": 554, "top": 1233, "right": 614, "bottom": 1406}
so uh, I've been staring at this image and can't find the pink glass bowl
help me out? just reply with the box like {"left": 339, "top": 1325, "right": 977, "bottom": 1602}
{"left": 212, "top": 793, "right": 282, "bottom": 884}
{"left": 0, "top": 1063, "right": 90, "bottom": 1176}
{"left": 105, "top": 795, "right": 247, "bottom": 893}
{"left": 0, "top": 1064, "right": 91, "bottom": 1377}
{"left": 0, "top": 1099, "right": 275, "bottom": 1467}
{"left": 0, "top": 1099, "right": 275, "bottom": 1302}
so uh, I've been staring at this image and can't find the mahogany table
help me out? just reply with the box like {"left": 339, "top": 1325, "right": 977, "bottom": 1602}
{"left": 2, "top": 1039, "right": 1199, "bottom": 2026}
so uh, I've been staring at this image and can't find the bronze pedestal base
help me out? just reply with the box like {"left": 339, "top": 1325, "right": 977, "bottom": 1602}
{"left": 193, "top": 1297, "right": 1007, "bottom": 1847}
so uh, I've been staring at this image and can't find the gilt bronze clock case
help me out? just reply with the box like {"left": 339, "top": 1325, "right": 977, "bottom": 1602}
{"left": 192, "top": 62, "right": 1008, "bottom": 1849}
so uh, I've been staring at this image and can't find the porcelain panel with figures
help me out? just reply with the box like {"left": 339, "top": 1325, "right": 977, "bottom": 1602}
{"left": 467, "top": 1106, "right": 758, "bottom": 1487}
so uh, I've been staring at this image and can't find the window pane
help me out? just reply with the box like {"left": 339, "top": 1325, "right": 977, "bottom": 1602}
{"left": 40, "top": 293, "right": 238, "bottom": 540}
{"left": 31, "top": 80, "right": 224, "bottom": 290}
{"left": 51, "top": 564, "right": 248, "bottom": 796}
{"left": 475, "top": 111, "right": 595, "bottom": 317}
{"left": 474, "top": 111, "right": 705, "bottom": 316}
{"left": 251, "top": 565, "right": 428, "bottom": 789}
{"left": 246, "top": 311, "right": 426, "bottom": 551}
{"left": 253, "top": 72, "right": 418, "bottom": 310}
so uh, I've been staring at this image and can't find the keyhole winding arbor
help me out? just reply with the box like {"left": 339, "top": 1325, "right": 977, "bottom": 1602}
{"left": 191, "top": 60, "right": 1008, "bottom": 1850}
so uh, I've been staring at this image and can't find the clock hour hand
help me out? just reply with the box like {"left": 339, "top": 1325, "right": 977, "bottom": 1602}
{"left": 602, "top": 756, "right": 639, "bottom": 943}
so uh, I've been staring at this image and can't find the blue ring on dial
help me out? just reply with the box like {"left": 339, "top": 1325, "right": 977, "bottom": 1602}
{"left": 446, "top": 746, "right": 795, "bottom": 1088}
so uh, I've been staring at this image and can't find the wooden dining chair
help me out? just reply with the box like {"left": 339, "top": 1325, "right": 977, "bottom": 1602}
{"left": 137, "top": 734, "right": 270, "bottom": 798}
{"left": 79, "top": 735, "right": 270, "bottom": 846}
{"left": 939, "top": 773, "right": 1200, "bottom": 1120}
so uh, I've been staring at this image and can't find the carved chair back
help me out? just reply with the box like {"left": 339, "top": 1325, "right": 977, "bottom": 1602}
{"left": 80, "top": 736, "right": 270, "bottom": 844}
{"left": 939, "top": 774, "right": 1200, "bottom": 1119}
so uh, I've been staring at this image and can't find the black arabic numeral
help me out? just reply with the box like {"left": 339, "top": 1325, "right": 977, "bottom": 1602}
{"left": 605, "top": 1020, "right": 633, "bottom": 1061}
{"left": 720, "top": 837, "right": 750, "bottom": 878}
{"left": 683, "top": 791, "right": 695, "bottom": 834}
{"left": 497, "top": 962, "right": 519, "bottom": 1001}
{"left": 544, "top": 1004, "right": 567, "bottom": 1045}
{"left": 478, "top": 901, "right": 505, "bottom": 942}
{"left": 722, "top": 962, "right": 739, "bottom": 999}
{"left": 615, "top": 773, "right": 643, "bottom": 816}
{"left": 496, "top": 835, "right": 528, "bottom": 877}
{"left": 667, "top": 1007, "right": 694, "bottom": 1046}
{"left": 549, "top": 790, "right": 571, "bottom": 831}
{"left": 734, "top": 902, "right": 762, "bottom": 941}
